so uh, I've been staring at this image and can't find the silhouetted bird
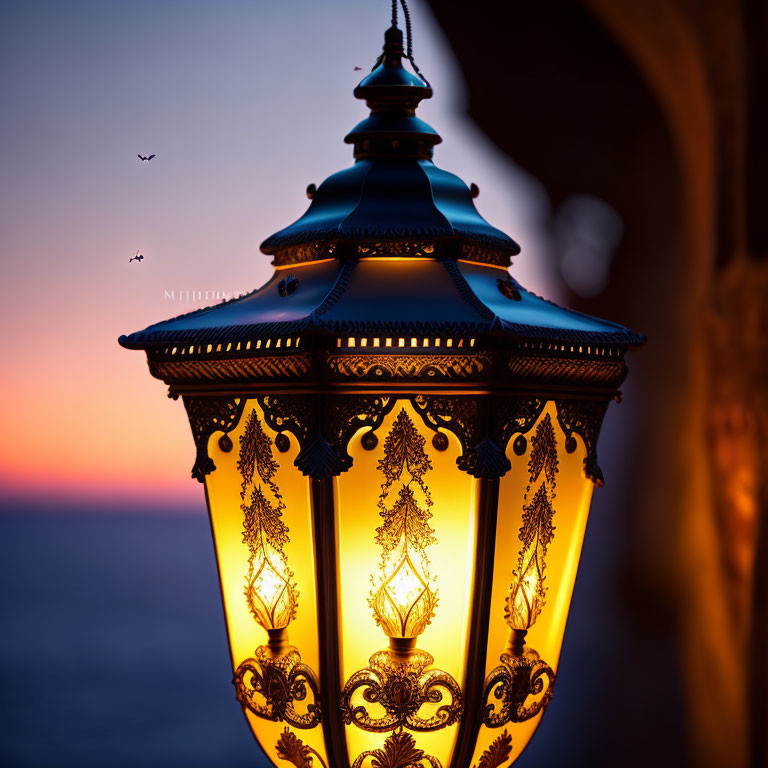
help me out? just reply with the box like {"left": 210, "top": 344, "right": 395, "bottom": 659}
{"left": 353, "top": 66, "right": 362, "bottom": 71}
{"left": 129, "top": 250, "right": 144, "bottom": 263}
{"left": 137, "top": 154, "right": 155, "bottom": 162}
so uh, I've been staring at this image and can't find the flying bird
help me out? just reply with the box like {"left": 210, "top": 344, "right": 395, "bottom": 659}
{"left": 129, "top": 250, "right": 144, "bottom": 263}
{"left": 137, "top": 154, "right": 156, "bottom": 161}
{"left": 353, "top": 66, "right": 362, "bottom": 71}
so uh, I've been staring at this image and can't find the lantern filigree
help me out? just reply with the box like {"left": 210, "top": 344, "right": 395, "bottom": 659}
{"left": 505, "top": 414, "right": 558, "bottom": 630}
{"left": 481, "top": 414, "right": 559, "bottom": 728}
{"left": 233, "top": 409, "right": 321, "bottom": 729}
{"left": 275, "top": 727, "right": 328, "bottom": 768}
{"left": 239, "top": 411, "right": 298, "bottom": 631}
{"left": 342, "top": 410, "right": 463, "bottom": 734}
{"left": 235, "top": 646, "right": 322, "bottom": 729}
{"left": 182, "top": 395, "right": 246, "bottom": 482}
{"left": 340, "top": 648, "right": 462, "bottom": 732}
{"left": 475, "top": 730, "right": 514, "bottom": 768}
{"left": 369, "top": 411, "right": 438, "bottom": 637}
{"left": 482, "top": 636, "right": 555, "bottom": 727}
{"left": 351, "top": 730, "right": 441, "bottom": 768}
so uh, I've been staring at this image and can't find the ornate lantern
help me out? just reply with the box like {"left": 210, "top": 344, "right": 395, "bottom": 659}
{"left": 120, "top": 11, "right": 643, "bottom": 768}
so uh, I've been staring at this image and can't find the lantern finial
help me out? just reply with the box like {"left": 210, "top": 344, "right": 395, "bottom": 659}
{"left": 385, "top": 0, "right": 430, "bottom": 88}
{"left": 345, "top": 15, "right": 438, "bottom": 160}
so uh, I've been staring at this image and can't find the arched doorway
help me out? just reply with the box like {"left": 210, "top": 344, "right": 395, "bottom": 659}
{"left": 424, "top": 1, "right": 731, "bottom": 766}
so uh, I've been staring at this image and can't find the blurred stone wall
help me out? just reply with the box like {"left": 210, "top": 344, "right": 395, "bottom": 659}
{"left": 426, "top": 1, "right": 767, "bottom": 766}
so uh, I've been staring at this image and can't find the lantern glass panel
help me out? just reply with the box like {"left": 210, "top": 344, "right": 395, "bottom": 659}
{"left": 205, "top": 400, "right": 326, "bottom": 766}
{"left": 199, "top": 396, "right": 600, "bottom": 767}
{"left": 336, "top": 400, "right": 476, "bottom": 766}
{"left": 472, "top": 402, "right": 594, "bottom": 763}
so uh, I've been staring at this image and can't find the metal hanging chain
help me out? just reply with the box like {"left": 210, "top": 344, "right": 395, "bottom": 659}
{"left": 389, "top": 0, "right": 431, "bottom": 87}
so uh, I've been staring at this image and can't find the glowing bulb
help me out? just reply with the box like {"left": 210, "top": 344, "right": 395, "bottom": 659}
{"left": 240, "top": 474, "right": 298, "bottom": 633}
{"left": 371, "top": 548, "right": 437, "bottom": 638}
{"left": 247, "top": 553, "right": 298, "bottom": 631}
{"left": 505, "top": 560, "right": 545, "bottom": 630}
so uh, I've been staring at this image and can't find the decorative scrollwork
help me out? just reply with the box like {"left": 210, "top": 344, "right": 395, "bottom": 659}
{"left": 325, "top": 394, "right": 397, "bottom": 473}
{"left": 481, "top": 415, "right": 558, "bottom": 730}
{"left": 257, "top": 393, "right": 337, "bottom": 478}
{"left": 410, "top": 395, "right": 510, "bottom": 478}
{"left": 182, "top": 396, "right": 247, "bottom": 482}
{"left": 410, "top": 395, "right": 551, "bottom": 479}
{"left": 491, "top": 397, "right": 547, "bottom": 453}
{"left": 151, "top": 355, "right": 311, "bottom": 383}
{"left": 342, "top": 410, "right": 463, "bottom": 735}
{"left": 235, "top": 646, "right": 322, "bottom": 729}
{"left": 508, "top": 354, "right": 626, "bottom": 388}
{"left": 554, "top": 398, "right": 610, "bottom": 486}
{"left": 253, "top": 393, "right": 395, "bottom": 478}
{"left": 506, "top": 414, "right": 558, "bottom": 631}
{"left": 152, "top": 349, "right": 627, "bottom": 390}
{"left": 482, "top": 651, "right": 555, "bottom": 727}
{"left": 369, "top": 410, "right": 437, "bottom": 638}
{"left": 234, "top": 409, "right": 321, "bottom": 731}
{"left": 357, "top": 242, "right": 436, "bottom": 258}
{"left": 272, "top": 242, "right": 336, "bottom": 267}
{"left": 256, "top": 393, "right": 398, "bottom": 479}
{"left": 258, "top": 394, "right": 315, "bottom": 447}
{"left": 461, "top": 242, "right": 511, "bottom": 267}
{"left": 238, "top": 410, "right": 298, "bottom": 629}
{"left": 410, "top": 394, "right": 482, "bottom": 463}
{"left": 341, "top": 650, "right": 463, "bottom": 733}
{"left": 352, "top": 729, "right": 442, "bottom": 768}
{"left": 326, "top": 354, "right": 489, "bottom": 381}
{"left": 238, "top": 409, "right": 280, "bottom": 497}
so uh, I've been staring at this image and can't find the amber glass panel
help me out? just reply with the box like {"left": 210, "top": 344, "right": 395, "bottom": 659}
{"left": 205, "top": 400, "right": 326, "bottom": 767}
{"left": 336, "top": 400, "right": 477, "bottom": 768}
{"left": 470, "top": 402, "right": 594, "bottom": 766}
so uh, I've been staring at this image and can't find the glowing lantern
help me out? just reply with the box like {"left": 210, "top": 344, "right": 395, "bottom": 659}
{"left": 120, "top": 12, "right": 643, "bottom": 768}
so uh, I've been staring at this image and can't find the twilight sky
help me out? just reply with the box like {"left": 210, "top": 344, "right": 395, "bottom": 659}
{"left": 0, "top": 0, "right": 557, "bottom": 511}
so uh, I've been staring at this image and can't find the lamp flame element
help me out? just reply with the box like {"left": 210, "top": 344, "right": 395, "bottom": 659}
{"left": 505, "top": 414, "right": 558, "bottom": 631}
{"left": 239, "top": 411, "right": 298, "bottom": 632}
{"left": 370, "top": 410, "right": 437, "bottom": 639}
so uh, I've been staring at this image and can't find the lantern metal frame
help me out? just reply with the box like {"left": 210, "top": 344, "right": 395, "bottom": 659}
{"left": 120, "top": 17, "right": 643, "bottom": 768}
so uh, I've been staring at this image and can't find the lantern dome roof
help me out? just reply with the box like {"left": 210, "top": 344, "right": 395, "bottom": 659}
{"left": 260, "top": 25, "right": 517, "bottom": 258}
{"left": 119, "top": 23, "right": 643, "bottom": 395}
{"left": 118, "top": 256, "right": 642, "bottom": 348}
{"left": 259, "top": 158, "right": 518, "bottom": 256}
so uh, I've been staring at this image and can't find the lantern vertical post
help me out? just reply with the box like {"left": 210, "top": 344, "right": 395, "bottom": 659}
{"left": 310, "top": 474, "right": 349, "bottom": 768}
{"left": 451, "top": 474, "right": 500, "bottom": 768}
